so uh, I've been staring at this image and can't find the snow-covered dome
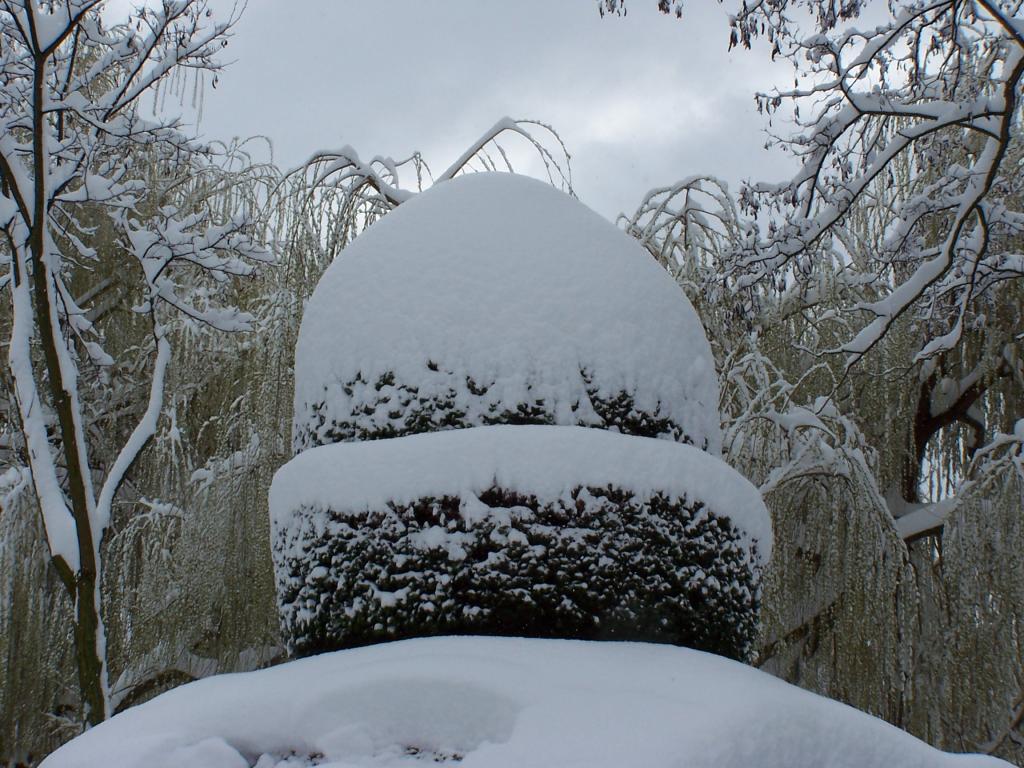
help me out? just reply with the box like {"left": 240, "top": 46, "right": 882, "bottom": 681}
{"left": 293, "top": 172, "right": 722, "bottom": 454}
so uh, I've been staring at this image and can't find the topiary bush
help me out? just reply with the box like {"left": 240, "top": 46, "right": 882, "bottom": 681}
{"left": 274, "top": 174, "right": 771, "bottom": 663}
{"left": 294, "top": 366, "right": 702, "bottom": 453}
{"left": 274, "top": 482, "right": 761, "bottom": 661}
{"left": 291, "top": 173, "right": 726, "bottom": 461}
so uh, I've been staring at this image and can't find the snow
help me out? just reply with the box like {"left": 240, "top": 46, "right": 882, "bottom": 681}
{"left": 892, "top": 497, "right": 959, "bottom": 541}
{"left": 293, "top": 172, "right": 722, "bottom": 453}
{"left": 7, "top": 251, "right": 81, "bottom": 573}
{"left": 270, "top": 424, "right": 771, "bottom": 564}
{"left": 41, "top": 636, "right": 1012, "bottom": 768}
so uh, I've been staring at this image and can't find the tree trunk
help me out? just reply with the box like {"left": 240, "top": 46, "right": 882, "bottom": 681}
{"left": 73, "top": 574, "right": 107, "bottom": 727}
{"left": 30, "top": 48, "right": 109, "bottom": 728}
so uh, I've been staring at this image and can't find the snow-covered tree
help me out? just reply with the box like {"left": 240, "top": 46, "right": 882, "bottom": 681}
{"left": 0, "top": 0, "right": 267, "bottom": 726}
{"left": 609, "top": 3, "right": 1023, "bottom": 758}
{"left": 611, "top": 0, "right": 1023, "bottom": 508}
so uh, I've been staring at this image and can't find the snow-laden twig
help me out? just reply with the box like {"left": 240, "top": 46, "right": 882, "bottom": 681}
{"left": 286, "top": 117, "right": 573, "bottom": 237}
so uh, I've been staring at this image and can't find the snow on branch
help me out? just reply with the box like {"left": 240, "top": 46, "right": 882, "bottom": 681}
{"left": 621, "top": 175, "right": 747, "bottom": 278}
{"left": 612, "top": 0, "right": 1024, "bottom": 378}
{"left": 718, "top": 344, "right": 880, "bottom": 498}
{"left": 734, "top": 0, "right": 1024, "bottom": 370}
{"left": 433, "top": 117, "right": 572, "bottom": 191}
{"left": 962, "top": 418, "right": 1024, "bottom": 493}
{"left": 286, "top": 117, "right": 573, "bottom": 238}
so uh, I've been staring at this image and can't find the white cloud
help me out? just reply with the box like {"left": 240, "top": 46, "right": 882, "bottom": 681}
{"left": 110, "top": 0, "right": 800, "bottom": 217}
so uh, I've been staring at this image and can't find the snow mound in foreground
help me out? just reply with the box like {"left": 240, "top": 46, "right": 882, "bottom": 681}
{"left": 270, "top": 426, "right": 769, "bottom": 658}
{"left": 42, "top": 637, "right": 1011, "bottom": 768}
{"left": 293, "top": 172, "right": 721, "bottom": 454}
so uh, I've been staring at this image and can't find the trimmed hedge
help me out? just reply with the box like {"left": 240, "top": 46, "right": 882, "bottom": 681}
{"left": 294, "top": 366, "right": 702, "bottom": 453}
{"left": 274, "top": 484, "right": 761, "bottom": 662}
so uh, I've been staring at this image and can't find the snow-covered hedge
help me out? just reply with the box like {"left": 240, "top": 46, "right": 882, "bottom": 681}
{"left": 292, "top": 173, "right": 722, "bottom": 454}
{"left": 271, "top": 426, "right": 770, "bottom": 661}
{"left": 295, "top": 366, "right": 698, "bottom": 449}
{"left": 276, "top": 174, "right": 769, "bottom": 660}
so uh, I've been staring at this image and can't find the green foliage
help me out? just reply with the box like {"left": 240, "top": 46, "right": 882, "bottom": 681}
{"left": 297, "top": 366, "right": 699, "bottom": 452}
{"left": 276, "top": 486, "right": 761, "bottom": 661}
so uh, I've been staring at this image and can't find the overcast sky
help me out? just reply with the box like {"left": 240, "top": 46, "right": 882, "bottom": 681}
{"left": 107, "top": 0, "right": 801, "bottom": 219}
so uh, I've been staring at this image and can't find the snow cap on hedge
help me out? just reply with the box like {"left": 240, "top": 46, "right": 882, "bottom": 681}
{"left": 293, "top": 172, "right": 722, "bottom": 453}
{"left": 271, "top": 425, "right": 771, "bottom": 564}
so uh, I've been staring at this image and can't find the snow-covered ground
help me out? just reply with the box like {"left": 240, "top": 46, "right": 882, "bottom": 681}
{"left": 42, "top": 636, "right": 1011, "bottom": 768}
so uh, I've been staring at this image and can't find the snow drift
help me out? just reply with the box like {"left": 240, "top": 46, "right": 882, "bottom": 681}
{"left": 41, "top": 636, "right": 1013, "bottom": 768}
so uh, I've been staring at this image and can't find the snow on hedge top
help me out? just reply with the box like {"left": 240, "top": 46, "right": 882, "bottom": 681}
{"left": 270, "top": 425, "right": 771, "bottom": 563}
{"left": 42, "top": 636, "right": 1011, "bottom": 768}
{"left": 294, "top": 172, "right": 722, "bottom": 453}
